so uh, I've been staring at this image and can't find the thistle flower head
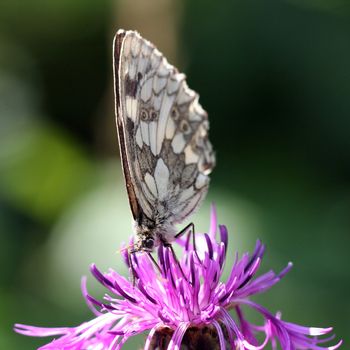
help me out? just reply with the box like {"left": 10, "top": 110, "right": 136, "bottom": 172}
{"left": 15, "top": 208, "right": 342, "bottom": 349}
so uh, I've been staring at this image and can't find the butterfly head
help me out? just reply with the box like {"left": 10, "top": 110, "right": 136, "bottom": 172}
{"left": 141, "top": 236, "right": 155, "bottom": 251}
{"left": 133, "top": 223, "right": 158, "bottom": 252}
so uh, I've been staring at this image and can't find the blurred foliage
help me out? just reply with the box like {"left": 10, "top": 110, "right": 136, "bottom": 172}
{"left": 0, "top": 0, "right": 349, "bottom": 349}
{"left": 0, "top": 125, "right": 95, "bottom": 223}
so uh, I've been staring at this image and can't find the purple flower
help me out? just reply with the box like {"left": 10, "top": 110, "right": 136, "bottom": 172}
{"left": 15, "top": 208, "right": 342, "bottom": 349}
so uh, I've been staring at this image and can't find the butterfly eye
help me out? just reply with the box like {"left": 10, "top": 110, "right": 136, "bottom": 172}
{"left": 140, "top": 108, "right": 149, "bottom": 121}
{"left": 144, "top": 238, "right": 154, "bottom": 250}
{"left": 170, "top": 106, "right": 180, "bottom": 120}
{"left": 180, "top": 120, "right": 191, "bottom": 135}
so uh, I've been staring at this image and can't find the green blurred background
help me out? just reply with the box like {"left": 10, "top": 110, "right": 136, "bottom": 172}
{"left": 0, "top": 0, "right": 349, "bottom": 348}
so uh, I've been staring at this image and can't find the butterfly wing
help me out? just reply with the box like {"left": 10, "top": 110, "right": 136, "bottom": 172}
{"left": 113, "top": 30, "right": 215, "bottom": 226}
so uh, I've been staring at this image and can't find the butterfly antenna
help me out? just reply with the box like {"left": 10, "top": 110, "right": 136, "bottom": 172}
{"left": 116, "top": 242, "right": 135, "bottom": 255}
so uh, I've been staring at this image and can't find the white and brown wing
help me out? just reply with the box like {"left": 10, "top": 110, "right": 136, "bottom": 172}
{"left": 113, "top": 30, "right": 215, "bottom": 226}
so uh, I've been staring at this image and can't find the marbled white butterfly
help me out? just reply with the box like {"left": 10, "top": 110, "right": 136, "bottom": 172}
{"left": 113, "top": 30, "right": 215, "bottom": 253}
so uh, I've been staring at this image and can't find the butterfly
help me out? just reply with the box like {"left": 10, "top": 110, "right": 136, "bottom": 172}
{"left": 113, "top": 29, "right": 215, "bottom": 253}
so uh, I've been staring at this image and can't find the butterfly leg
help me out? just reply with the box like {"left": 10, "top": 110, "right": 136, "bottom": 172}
{"left": 129, "top": 249, "right": 162, "bottom": 286}
{"left": 175, "top": 222, "right": 201, "bottom": 263}
{"left": 175, "top": 222, "right": 197, "bottom": 249}
{"left": 160, "top": 238, "right": 189, "bottom": 282}
{"left": 128, "top": 249, "right": 137, "bottom": 287}
{"left": 175, "top": 222, "right": 194, "bottom": 239}
{"left": 147, "top": 252, "right": 162, "bottom": 274}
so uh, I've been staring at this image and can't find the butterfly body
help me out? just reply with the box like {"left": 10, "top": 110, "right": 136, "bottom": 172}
{"left": 133, "top": 214, "right": 176, "bottom": 252}
{"left": 113, "top": 30, "right": 215, "bottom": 252}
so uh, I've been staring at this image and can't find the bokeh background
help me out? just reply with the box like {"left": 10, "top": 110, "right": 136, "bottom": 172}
{"left": 1, "top": 0, "right": 349, "bottom": 348}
